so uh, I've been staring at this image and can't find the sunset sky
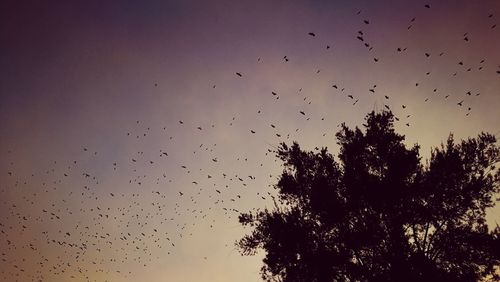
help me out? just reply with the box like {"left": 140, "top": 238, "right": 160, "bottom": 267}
{"left": 1, "top": 0, "right": 500, "bottom": 281}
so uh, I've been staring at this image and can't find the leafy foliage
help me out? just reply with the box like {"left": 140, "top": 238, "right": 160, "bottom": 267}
{"left": 238, "top": 111, "right": 500, "bottom": 282}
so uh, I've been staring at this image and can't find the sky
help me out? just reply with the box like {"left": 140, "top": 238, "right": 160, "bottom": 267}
{"left": 1, "top": 0, "right": 500, "bottom": 281}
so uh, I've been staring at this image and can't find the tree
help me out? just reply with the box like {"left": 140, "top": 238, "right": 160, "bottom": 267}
{"left": 237, "top": 111, "right": 500, "bottom": 282}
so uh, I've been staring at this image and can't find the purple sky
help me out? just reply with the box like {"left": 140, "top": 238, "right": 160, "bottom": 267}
{"left": 1, "top": 0, "right": 500, "bottom": 281}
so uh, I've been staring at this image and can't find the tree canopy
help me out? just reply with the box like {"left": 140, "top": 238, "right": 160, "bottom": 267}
{"left": 237, "top": 111, "right": 500, "bottom": 282}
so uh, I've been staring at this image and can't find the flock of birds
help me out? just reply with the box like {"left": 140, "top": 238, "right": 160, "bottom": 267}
{"left": 1, "top": 3, "right": 499, "bottom": 282}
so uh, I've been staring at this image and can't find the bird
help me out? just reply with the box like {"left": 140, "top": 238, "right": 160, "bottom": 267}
{"left": 308, "top": 32, "right": 316, "bottom": 37}
{"left": 236, "top": 72, "right": 242, "bottom": 77}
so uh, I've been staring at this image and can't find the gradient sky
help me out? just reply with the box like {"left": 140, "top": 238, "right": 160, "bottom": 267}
{"left": 1, "top": 0, "right": 500, "bottom": 281}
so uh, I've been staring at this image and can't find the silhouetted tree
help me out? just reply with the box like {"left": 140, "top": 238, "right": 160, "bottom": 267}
{"left": 238, "top": 111, "right": 500, "bottom": 282}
